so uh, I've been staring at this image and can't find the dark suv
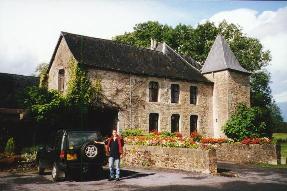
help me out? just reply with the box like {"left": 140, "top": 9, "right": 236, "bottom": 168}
{"left": 37, "top": 130, "right": 107, "bottom": 181}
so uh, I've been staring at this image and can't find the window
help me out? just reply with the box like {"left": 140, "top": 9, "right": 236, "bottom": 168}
{"left": 149, "top": 81, "right": 159, "bottom": 102}
{"left": 171, "top": 114, "right": 180, "bottom": 133}
{"left": 190, "top": 86, "right": 197, "bottom": 104}
{"left": 58, "top": 69, "right": 65, "bottom": 93}
{"left": 149, "top": 113, "right": 159, "bottom": 132}
{"left": 190, "top": 115, "right": 198, "bottom": 133}
{"left": 171, "top": 84, "right": 180, "bottom": 103}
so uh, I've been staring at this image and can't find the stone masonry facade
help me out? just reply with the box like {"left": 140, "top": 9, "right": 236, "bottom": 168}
{"left": 48, "top": 38, "right": 72, "bottom": 92}
{"left": 47, "top": 33, "right": 251, "bottom": 138}
{"left": 204, "top": 71, "right": 250, "bottom": 137}
{"left": 87, "top": 69, "right": 214, "bottom": 137}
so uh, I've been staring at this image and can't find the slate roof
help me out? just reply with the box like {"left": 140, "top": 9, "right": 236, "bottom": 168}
{"left": 50, "top": 32, "right": 211, "bottom": 83}
{"left": 155, "top": 42, "right": 202, "bottom": 70}
{"left": 201, "top": 35, "right": 250, "bottom": 74}
{"left": 0, "top": 73, "right": 39, "bottom": 108}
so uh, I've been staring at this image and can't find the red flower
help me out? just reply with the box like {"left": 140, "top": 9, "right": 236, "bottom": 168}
{"left": 200, "top": 137, "right": 228, "bottom": 144}
{"left": 241, "top": 137, "right": 271, "bottom": 145}
{"left": 175, "top": 132, "right": 183, "bottom": 138}
{"left": 150, "top": 130, "right": 161, "bottom": 136}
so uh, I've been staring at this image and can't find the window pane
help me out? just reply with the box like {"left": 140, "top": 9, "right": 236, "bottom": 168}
{"left": 171, "top": 84, "right": 179, "bottom": 103}
{"left": 171, "top": 114, "right": 180, "bottom": 133}
{"left": 190, "top": 115, "right": 198, "bottom": 134}
{"left": 149, "top": 113, "right": 159, "bottom": 132}
{"left": 190, "top": 86, "right": 197, "bottom": 104}
{"left": 149, "top": 81, "right": 159, "bottom": 102}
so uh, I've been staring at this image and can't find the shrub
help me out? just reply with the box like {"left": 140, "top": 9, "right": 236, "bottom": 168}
{"left": 223, "top": 104, "right": 268, "bottom": 141}
{"left": 21, "top": 146, "right": 38, "bottom": 162}
{"left": 159, "top": 131, "right": 175, "bottom": 138}
{"left": 21, "top": 146, "right": 39, "bottom": 155}
{"left": 190, "top": 132, "right": 202, "bottom": 142}
{"left": 124, "top": 135, "right": 198, "bottom": 148}
{"left": 121, "top": 128, "right": 145, "bottom": 137}
{"left": 5, "top": 137, "right": 15, "bottom": 155}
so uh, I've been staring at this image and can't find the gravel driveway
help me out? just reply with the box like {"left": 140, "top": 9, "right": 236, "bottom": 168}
{"left": 0, "top": 163, "right": 286, "bottom": 191}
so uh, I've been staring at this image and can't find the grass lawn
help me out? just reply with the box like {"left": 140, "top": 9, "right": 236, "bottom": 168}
{"left": 273, "top": 133, "right": 287, "bottom": 140}
{"left": 273, "top": 133, "right": 287, "bottom": 158}
{"left": 256, "top": 163, "right": 287, "bottom": 169}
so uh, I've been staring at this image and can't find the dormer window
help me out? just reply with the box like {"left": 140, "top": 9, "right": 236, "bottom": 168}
{"left": 58, "top": 69, "right": 65, "bottom": 93}
{"left": 171, "top": 84, "right": 179, "bottom": 103}
{"left": 149, "top": 81, "right": 159, "bottom": 102}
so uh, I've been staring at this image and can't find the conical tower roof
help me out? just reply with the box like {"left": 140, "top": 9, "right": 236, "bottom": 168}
{"left": 201, "top": 35, "right": 250, "bottom": 74}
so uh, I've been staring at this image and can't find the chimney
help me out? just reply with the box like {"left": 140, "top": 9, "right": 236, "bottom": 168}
{"left": 150, "top": 38, "right": 157, "bottom": 50}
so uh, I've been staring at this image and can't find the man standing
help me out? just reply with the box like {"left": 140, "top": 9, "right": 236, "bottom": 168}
{"left": 106, "top": 129, "right": 124, "bottom": 181}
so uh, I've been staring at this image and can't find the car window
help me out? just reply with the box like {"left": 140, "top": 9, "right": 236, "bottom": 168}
{"left": 68, "top": 132, "right": 102, "bottom": 147}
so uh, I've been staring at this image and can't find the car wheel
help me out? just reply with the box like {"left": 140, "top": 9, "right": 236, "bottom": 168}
{"left": 38, "top": 160, "right": 45, "bottom": 175}
{"left": 51, "top": 163, "right": 65, "bottom": 182}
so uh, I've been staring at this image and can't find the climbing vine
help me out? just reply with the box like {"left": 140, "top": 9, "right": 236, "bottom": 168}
{"left": 66, "top": 58, "right": 97, "bottom": 111}
{"left": 24, "top": 57, "right": 102, "bottom": 130}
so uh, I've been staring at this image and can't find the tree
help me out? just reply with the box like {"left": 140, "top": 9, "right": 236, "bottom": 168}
{"left": 223, "top": 104, "right": 268, "bottom": 141}
{"left": 24, "top": 58, "right": 102, "bottom": 132}
{"left": 113, "top": 20, "right": 282, "bottom": 135}
{"left": 35, "top": 63, "right": 49, "bottom": 88}
{"left": 250, "top": 71, "right": 272, "bottom": 107}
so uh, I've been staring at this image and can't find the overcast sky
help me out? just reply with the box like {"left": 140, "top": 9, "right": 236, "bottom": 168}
{"left": 1, "top": 0, "right": 287, "bottom": 118}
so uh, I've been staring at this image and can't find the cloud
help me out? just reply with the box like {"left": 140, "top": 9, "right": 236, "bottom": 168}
{"left": 204, "top": 7, "right": 287, "bottom": 104}
{"left": 274, "top": 91, "right": 287, "bottom": 103}
{"left": 201, "top": 8, "right": 258, "bottom": 32}
{"left": 0, "top": 0, "right": 191, "bottom": 76}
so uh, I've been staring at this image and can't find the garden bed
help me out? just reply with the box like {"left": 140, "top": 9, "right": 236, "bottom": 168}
{"left": 122, "top": 130, "right": 278, "bottom": 167}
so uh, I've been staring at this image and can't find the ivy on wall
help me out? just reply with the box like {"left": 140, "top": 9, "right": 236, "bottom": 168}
{"left": 66, "top": 58, "right": 100, "bottom": 112}
{"left": 24, "top": 57, "right": 102, "bottom": 130}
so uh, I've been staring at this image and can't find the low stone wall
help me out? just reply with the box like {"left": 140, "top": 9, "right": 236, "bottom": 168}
{"left": 215, "top": 143, "right": 278, "bottom": 164}
{"left": 122, "top": 145, "right": 217, "bottom": 174}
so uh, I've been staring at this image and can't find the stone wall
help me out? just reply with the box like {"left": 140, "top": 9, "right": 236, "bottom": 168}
{"left": 228, "top": 71, "right": 250, "bottom": 114}
{"left": 122, "top": 145, "right": 217, "bottom": 174}
{"left": 48, "top": 38, "right": 74, "bottom": 92}
{"left": 216, "top": 143, "right": 278, "bottom": 164}
{"left": 87, "top": 69, "right": 214, "bottom": 137}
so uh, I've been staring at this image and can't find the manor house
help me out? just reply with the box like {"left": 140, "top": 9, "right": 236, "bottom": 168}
{"left": 47, "top": 32, "right": 250, "bottom": 137}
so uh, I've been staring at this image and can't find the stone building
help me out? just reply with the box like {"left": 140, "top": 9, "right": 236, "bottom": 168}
{"left": 0, "top": 73, "right": 39, "bottom": 151}
{"left": 47, "top": 32, "right": 250, "bottom": 137}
